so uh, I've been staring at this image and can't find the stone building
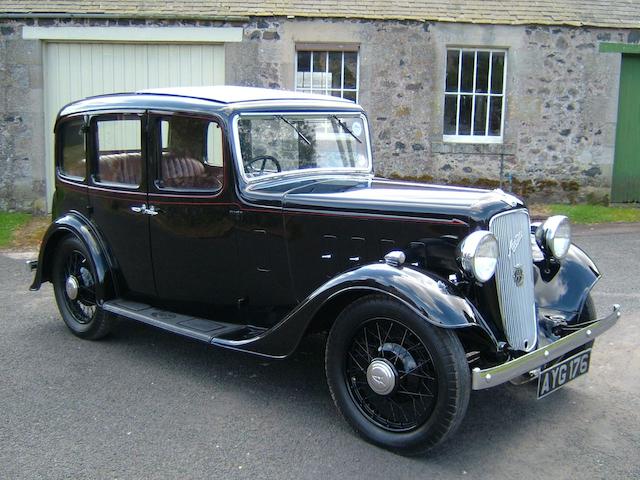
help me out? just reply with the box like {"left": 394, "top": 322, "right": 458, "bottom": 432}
{"left": 1, "top": 1, "right": 639, "bottom": 211}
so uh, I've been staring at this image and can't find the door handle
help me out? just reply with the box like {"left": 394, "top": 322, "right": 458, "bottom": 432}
{"left": 146, "top": 205, "right": 160, "bottom": 216}
{"left": 130, "top": 204, "right": 146, "bottom": 214}
{"left": 130, "top": 204, "right": 161, "bottom": 216}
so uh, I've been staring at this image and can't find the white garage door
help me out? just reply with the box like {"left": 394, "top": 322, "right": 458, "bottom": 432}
{"left": 43, "top": 42, "right": 225, "bottom": 208}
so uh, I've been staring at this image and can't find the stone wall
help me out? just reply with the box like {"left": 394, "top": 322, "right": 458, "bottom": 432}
{"left": 228, "top": 18, "right": 632, "bottom": 203}
{"left": 0, "top": 21, "right": 46, "bottom": 211}
{"left": 0, "top": 16, "right": 635, "bottom": 211}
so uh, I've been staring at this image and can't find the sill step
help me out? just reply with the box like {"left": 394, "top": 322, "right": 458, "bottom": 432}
{"left": 103, "top": 299, "right": 250, "bottom": 343}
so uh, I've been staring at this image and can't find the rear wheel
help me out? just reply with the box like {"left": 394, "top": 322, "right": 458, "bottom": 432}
{"left": 325, "top": 295, "right": 470, "bottom": 455}
{"left": 52, "top": 236, "right": 114, "bottom": 340}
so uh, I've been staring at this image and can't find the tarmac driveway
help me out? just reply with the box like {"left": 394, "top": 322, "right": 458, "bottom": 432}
{"left": 1, "top": 223, "right": 638, "bottom": 479}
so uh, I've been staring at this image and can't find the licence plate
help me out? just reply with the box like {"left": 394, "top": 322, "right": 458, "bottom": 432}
{"left": 537, "top": 349, "right": 591, "bottom": 399}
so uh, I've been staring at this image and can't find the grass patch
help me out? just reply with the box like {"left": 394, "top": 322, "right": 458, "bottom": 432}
{"left": 0, "top": 212, "right": 49, "bottom": 250}
{"left": 545, "top": 204, "right": 640, "bottom": 224}
{"left": 0, "top": 212, "right": 31, "bottom": 248}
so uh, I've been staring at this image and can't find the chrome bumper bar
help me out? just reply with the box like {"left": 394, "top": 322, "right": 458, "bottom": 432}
{"left": 472, "top": 304, "right": 621, "bottom": 390}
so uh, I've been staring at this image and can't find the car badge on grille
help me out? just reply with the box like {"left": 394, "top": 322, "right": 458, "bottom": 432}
{"left": 513, "top": 264, "right": 525, "bottom": 287}
{"left": 508, "top": 231, "right": 523, "bottom": 258}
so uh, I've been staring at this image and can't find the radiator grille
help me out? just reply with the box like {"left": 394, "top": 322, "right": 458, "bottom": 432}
{"left": 489, "top": 209, "right": 537, "bottom": 352}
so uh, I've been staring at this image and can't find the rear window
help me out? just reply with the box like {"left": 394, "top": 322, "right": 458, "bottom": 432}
{"left": 58, "top": 119, "right": 86, "bottom": 180}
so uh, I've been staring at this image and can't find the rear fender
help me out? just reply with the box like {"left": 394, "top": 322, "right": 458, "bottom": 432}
{"left": 30, "top": 212, "right": 116, "bottom": 302}
{"left": 213, "top": 263, "right": 498, "bottom": 358}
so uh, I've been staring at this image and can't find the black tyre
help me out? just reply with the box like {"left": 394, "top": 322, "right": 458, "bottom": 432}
{"left": 325, "top": 295, "right": 470, "bottom": 455}
{"left": 52, "top": 236, "right": 114, "bottom": 340}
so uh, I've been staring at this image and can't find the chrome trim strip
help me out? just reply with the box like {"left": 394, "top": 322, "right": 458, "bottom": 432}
{"left": 471, "top": 304, "right": 621, "bottom": 390}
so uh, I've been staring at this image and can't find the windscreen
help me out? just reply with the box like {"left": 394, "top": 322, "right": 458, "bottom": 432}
{"left": 237, "top": 114, "right": 370, "bottom": 179}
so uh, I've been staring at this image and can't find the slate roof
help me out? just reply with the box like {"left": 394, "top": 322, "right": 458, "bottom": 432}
{"left": 1, "top": 1, "right": 639, "bottom": 29}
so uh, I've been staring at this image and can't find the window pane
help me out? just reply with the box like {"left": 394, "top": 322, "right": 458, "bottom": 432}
{"left": 297, "top": 51, "right": 311, "bottom": 72}
{"left": 329, "top": 52, "right": 343, "bottom": 89}
{"left": 460, "top": 51, "right": 475, "bottom": 92}
{"left": 458, "top": 95, "right": 473, "bottom": 135}
{"left": 475, "top": 52, "right": 490, "bottom": 93}
{"left": 444, "top": 95, "right": 457, "bottom": 135}
{"left": 489, "top": 97, "right": 503, "bottom": 136}
{"left": 96, "top": 117, "right": 141, "bottom": 186}
{"left": 344, "top": 52, "right": 358, "bottom": 89}
{"left": 59, "top": 119, "right": 86, "bottom": 179}
{"left": 312, "top": 51, "right": 327, "bottom": 89}
{"left": 473, "top": 95, "right": 488, "bottom": 135}
{"left": 491, "top": 52, "right": 505, "bottom": 94}
{"left": 159, "top": 116, "right": 223, "bottom": 191}
{"left": 445, "top": 50, "right": 460, "bottom": 92}
{"left": 343, "top": 90, "right": 357, "bottom": 102}
{"left": 206, "top": 123, "right": 224, "bottom": 167}
{"left": 296, "top": 51, "right": 312, "bottom": 89}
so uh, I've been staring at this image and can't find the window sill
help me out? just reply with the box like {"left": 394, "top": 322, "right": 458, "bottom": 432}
{"left": 431, "top": 140, "right": 516, "bottom": 155}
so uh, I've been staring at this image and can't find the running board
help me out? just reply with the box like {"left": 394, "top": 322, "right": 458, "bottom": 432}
{"left": 103, "top": 299, "right": 248, "bottom": 344}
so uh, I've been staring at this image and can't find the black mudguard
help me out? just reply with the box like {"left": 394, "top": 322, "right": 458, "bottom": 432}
{"left": 212, "top": 262, "right": 498, "bottom": 358}
{"left": 534, "top": 243, "right": 600, "bottom": 321}
{"left": 30, "top": 212, "right": 115, "bottom": 302}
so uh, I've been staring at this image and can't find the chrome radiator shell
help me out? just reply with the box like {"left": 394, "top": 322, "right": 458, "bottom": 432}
{"left": 489, "top": 209, "right": 537, "bottom": 352}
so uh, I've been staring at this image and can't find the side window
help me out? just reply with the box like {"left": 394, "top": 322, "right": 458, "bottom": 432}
{"left": 157, "top": 116, "right": 224, "bottom": 191}
{"left": 58, "top": 119, "right": 86, "bottom": 180}
{"left": 94, "top": 116, "right": 142, "bottom": 187}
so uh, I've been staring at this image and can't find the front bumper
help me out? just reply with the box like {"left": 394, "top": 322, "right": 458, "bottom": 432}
{"left": 472, "top": 304, "right": 621, "bottom": 390}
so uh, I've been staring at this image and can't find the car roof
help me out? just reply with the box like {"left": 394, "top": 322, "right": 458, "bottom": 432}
{"left": 57, "top": 86, "right": 360, "bottom": 120}
{"left": 138, "top": 86, "right": 353, "bottom": 105}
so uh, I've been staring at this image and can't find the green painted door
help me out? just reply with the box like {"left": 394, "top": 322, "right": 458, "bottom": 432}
{"left": 612, "top": 54, "right": 640, "bottom": 202}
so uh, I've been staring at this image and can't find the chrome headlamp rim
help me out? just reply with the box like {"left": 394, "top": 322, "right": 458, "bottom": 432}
{"left": 457, "top": 230, "right": 499, "bottom": 283}
{"left": 536, "top": 215, "right": 571, "bottom": 260}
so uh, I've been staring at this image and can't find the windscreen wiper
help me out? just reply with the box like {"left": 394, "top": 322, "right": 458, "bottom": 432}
{"left": 277, "top": 115, "right": 311, "bottom": 146}
{"left": 332, "top": 116, "right": 362, "bottom": 143}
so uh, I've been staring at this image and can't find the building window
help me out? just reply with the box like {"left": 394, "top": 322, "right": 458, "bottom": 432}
{"left": 295, "top": 49, "right": 359, "bottom": 101}
{"left": 444, "top": 48, "right": 506, "bottom": 143}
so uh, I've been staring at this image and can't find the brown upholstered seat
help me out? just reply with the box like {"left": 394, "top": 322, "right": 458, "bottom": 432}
{"left": 97, "top": 152, "right": 142, "bottom": 186}
{"left": 161, "top": 154, "right": 223, "bottom": 190}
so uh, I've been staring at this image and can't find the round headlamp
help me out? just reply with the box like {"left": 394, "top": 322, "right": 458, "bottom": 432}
{"left": 458, "top": 231, "right": 499, "bottom": 283}
{"left": 536, "top": 215, "right": 571, "bottom": 260}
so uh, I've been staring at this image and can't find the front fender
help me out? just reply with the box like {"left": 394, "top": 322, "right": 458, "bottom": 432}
{"left": 30, "top": 212, "right": 115, "bottom": 302}
{"left": 213, "top": 263, "right": 497, "bottom": 358}
{"left": 534, "top": 243, "right": 600, "bottom": 319}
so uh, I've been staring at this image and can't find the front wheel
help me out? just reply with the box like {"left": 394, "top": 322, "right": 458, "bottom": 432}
{"left": 325, "top": 295, "right": 470, "bottom": 455}
{"left": 52, "top": 236, "right": 114, "bottom": 340}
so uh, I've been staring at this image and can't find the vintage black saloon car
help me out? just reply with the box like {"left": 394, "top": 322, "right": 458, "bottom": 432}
{"left": 29, "top": 86, "right": 621, "bottom": 454}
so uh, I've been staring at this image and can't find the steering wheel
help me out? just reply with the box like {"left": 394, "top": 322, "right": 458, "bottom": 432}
{"left": 244, "top": 155, "right": 282, "bottom": 175}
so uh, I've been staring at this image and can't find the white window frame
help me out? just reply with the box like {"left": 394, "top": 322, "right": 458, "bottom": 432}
{"left": 294, "top": 49, "right": 360, "bottom": 102}
{"left": 443, "top": 47, "right": 508, "bottom": 144}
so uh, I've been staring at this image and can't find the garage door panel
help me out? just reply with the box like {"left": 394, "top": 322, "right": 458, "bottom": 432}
{"left": 44, "top": 42, "right": 225, "bottom": 209}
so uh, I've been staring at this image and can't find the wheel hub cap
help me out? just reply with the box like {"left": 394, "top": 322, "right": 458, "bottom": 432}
{"left": 65, "top": 275, "right": 79, "bottom": 300}
{"left": 366, "top": 359, "right": 397, "bottom": 396}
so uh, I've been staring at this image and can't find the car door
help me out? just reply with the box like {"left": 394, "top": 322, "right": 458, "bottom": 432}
{"left": 146, "top": 112, "right": 240, "bottom": 312}
{"left": 87, "top": 112, "right": 155, "bottom": 298}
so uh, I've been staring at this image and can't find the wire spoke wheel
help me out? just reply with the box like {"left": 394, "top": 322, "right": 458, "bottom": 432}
{"left": 345, "top": 317, "right": 438, "bottom": 432}
{"left": 52, "top": 236, "right": 114, "bottom": 340}
{"left": 325, "top": 295, "right": 470, "bottom": 454}
{"left": 60, "top": 249, "right": 97, "bottom": 324}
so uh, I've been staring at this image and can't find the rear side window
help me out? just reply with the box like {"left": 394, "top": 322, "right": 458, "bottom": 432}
{"left": 58, "top": 119, "right": 86, "bottom": 180}
{"left": 94, "top": 116, "right": 142, "bottom": 187}
{"left": 156, "top": 115, "right": 224, "bottom": 191}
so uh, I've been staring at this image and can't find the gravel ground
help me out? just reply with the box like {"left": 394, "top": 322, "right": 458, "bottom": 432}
{"left": 1, "top": 223, "right": 638, "bottom": 479}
